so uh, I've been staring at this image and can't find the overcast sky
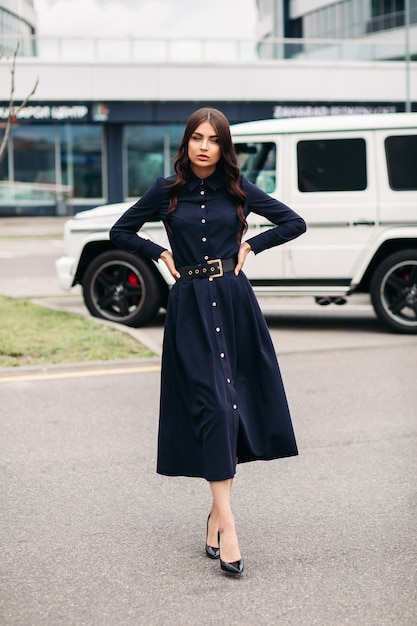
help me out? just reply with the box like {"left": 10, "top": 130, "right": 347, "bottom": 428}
{"left": 35, "top": 0, "right": 258, "bottom": 39}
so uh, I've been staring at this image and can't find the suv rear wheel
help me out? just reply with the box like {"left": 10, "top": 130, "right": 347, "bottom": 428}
{"left": 370, "top": 249, "right": 417, "bottom": 333}
{"left": 82, "top": 250, "right": 164, "bottom": 326}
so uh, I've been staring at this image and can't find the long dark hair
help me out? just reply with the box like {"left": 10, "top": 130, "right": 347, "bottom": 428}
{"left": 166, "top": 107, "right": 247, "bottom": 239}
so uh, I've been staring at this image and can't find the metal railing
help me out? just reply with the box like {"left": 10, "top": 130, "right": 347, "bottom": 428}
{"left": 0, "top": 181, "right": 72, "bottom": 215}
{"left": 0, "top": 34, "right": 413, "bottom": 63}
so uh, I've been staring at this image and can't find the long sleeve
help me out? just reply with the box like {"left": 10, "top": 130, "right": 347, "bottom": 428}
{"left": 109, "top": 177, "right": 171, "bottom": 261}
{"left": 242, "top": 177, "right": 306, "bottom": 254}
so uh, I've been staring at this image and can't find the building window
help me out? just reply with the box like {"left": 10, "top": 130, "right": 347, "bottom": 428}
{"left": 60, "top": 125, "right": 104, "bottom": 199}
{"left": 385, "top": 135, "right": 417, "bottom": 190}
{"left": 168, "top": 124, "right": 184, "bottom": 171}
{"left": 302, "top": 0, "right": 363, "bottom": 39}
{"left": 297, "top": 138, "right": 367, "bottom": 192}
{"left": 125, "top": 124, "right": 183, "bottom": 198}
{"left": 125, "top": 125, "right": 165, "bottom": 198}
{"left": 0, "top": 141, "right": 9, "bottom": 182}
{"left": 8, "top": 124, "right": 104, "bottom": 200}
{"left": 368, "top": 0, "right": 417, "bottom": 32}
{"left": 12, "top": 125, "right": 56, "bottom": 185}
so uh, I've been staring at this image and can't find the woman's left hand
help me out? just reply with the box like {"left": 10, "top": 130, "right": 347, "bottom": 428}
{"left": 234, "top": 241, "right": 252, "bottom": 275}
{"left": 160, "top": 249, "right": 181, "bottom": 280}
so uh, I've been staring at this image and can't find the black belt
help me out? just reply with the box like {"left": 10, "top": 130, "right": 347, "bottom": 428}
{"left": 178, "top": 257, "right": 236, "bottom": 280}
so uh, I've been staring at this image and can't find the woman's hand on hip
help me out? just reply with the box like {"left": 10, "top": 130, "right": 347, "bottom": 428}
{"left": 234, "top": 241, "right": 252, "bottom": 275}
{"left": 160, "top": 250, "right": 180, "bottom": 280}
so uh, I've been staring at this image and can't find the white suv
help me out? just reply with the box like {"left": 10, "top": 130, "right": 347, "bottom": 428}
{"left": 56, "top": 113, "right": 417, "bottom": 334}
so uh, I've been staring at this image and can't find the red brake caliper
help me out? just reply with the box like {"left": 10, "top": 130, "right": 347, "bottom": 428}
{"left": 127, "top": 272, "right": 140, "bottom": 304}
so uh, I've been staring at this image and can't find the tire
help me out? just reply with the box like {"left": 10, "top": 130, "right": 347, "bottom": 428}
{"left": 370, "top": 249, "right": 417, "bottom": 334}
{"left": 82, "top": 250, "right": 164, "bottom": 327}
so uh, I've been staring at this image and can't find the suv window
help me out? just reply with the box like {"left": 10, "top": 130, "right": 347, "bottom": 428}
{"left": 385, "top": 135, "right": 417, "bottom": 190}
{"left": 297, "top": 138, "right": 367, "bottom": 192}
{"left": 235, "top": 142, "right": 276, "bottom": 193}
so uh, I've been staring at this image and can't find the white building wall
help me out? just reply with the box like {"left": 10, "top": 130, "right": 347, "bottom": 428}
{"left": 2, "top": 57, "right": 415, "bottom": 106}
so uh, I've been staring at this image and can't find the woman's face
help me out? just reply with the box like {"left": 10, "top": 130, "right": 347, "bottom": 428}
{"left": 188, "top": 120, "right": 221, "bottom": 178}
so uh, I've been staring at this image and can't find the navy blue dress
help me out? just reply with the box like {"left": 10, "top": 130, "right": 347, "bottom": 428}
{"left": 110, "top": 169, "right": 306, "bottom": 481}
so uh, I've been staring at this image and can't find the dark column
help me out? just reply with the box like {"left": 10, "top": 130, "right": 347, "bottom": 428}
{"left": 105, "top": 124, "right": 124, "bottom": 203}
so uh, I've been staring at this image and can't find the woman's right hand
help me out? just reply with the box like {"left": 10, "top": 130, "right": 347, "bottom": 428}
{"left": 160, "top": 250, "right": 180, "bottom": 280}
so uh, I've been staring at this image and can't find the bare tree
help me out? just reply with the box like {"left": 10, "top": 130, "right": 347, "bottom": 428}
{"left": 0, "top": 45, "right": 39, "bottom": 164}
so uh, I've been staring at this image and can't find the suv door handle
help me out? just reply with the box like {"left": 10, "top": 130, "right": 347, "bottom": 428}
{"left": 352, "top": 220, "right": 376, "bottom": 226}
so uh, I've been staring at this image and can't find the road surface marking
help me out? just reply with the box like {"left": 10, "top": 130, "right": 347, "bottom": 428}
{"left": 0, "top": 364, "right": 161, "bottom": 383}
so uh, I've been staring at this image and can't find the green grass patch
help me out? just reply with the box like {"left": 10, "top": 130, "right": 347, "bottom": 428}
{"left": 0, "top": 296, "right": 155, "bottom": 367}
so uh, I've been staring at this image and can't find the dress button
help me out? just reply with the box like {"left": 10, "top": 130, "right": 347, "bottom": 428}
{"left": 212, "top": 301, "right": 217, "bottom": 306}
{"left": 226, "top": 378, "right": 231, "bottom": 384}
{"left": 220, "top": 353, "right": 225, "bottom": 358}
{"left": 215, "top": 327, "right": 221, "bottom": 332}
{"left": 200, "top": 190, "right": 205, "bottom": 196}
{"left": 233, "top": 404, "right": 238, "bottom": 410}
{"left": 204, "top": 255, "right": 209, "bottom": 260}
{"left": 208, "top": 277, "right": 213, "bottom": 282}
{"left": 202, "top": 237, "right": 207, "bottom": 242}
{"left": 201, "top": 218, "right": 206, "bottom": 224}
{"left": 201, "top": 204, "right": 206, "bottom": 209}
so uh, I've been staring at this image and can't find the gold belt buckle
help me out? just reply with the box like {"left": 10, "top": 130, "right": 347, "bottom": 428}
{"left": 207, "top": 258, "right": 223, "bottom": 278}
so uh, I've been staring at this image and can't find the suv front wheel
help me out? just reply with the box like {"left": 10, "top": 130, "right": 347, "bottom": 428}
{"left": 82, "top": 250, "right": 164, "bottom": 327}
{"left": 370, "top": 249, "right": 417, "bottom": 333}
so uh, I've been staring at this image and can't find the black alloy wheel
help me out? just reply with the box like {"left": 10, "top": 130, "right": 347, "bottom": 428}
{"left": 82, "top": 250, "right": 164, "bottom": 326}
{"left": 370, "top": 249, "right": 417, "bottom": 334}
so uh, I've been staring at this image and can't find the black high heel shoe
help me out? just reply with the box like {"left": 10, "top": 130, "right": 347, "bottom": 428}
{"left": 205, "top": 515, "right": 220, "bottom": 560}
{"left": 220, "top": 558, "right": 244, "bottom": 575}
{"left": 219, "top": 533, "right": 244, "bottom": 575}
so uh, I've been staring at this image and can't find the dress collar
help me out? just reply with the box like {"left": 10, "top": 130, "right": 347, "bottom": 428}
{"left": 186, "top": 167, "right": 225, "bottom": 191}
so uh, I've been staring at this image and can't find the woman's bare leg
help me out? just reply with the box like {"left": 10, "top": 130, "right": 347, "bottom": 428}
{"left": 208, "top": 479, "right": 241, "bottom": 563}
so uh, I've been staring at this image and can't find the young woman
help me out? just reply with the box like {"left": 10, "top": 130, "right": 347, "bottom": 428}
{"left": 110, "top": 108, "right": 306, "bottom": 575}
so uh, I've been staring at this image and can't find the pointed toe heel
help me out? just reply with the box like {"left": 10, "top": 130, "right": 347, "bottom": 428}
{"left": 220, "top": 558, "right": 244, "bottom": 575}
{"left": 219, "top": 531, "right": 244, "bottom": 574}
{"left": 205, "top": 515, "right": 220, "bottom": 560}
{"left": 206, "top": 544, "right": 220, "bottom": 559}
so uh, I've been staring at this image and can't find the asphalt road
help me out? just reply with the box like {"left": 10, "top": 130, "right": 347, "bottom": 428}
{"left": 1, "top": 219, "right": 417, "bottom": 625}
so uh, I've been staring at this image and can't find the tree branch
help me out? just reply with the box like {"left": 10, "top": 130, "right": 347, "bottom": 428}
{"left": 0, "top": 44, "right": 39, "bottom": 165}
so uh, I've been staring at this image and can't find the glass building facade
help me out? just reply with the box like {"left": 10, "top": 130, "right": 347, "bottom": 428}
{"left": 0, "top": 116, "right": 184, "bottom": 214}
{"left": 0, "top": 101, "right": 294, "bottom": 215}
{"left": 257, "top": 0, "right": 417, "bottom": 59}
{"left": 0, "top": 0, "right": 37, "bottom": 56}
{"left": 299, "top": 0, "right": 417, "bottom": 39}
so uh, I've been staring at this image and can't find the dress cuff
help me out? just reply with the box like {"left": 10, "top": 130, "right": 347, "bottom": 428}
{"left": 142, "top": 240, "right": 167, "bottom": 261}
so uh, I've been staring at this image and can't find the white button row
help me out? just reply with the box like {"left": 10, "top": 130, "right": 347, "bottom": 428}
{"left": 210, "top": 295, "right": 237, "bottom": 411}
